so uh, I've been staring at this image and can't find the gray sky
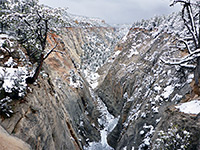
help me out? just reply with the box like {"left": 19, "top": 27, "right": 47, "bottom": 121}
{"left": 39, "top": 0, "right": 181, "bottom": 24}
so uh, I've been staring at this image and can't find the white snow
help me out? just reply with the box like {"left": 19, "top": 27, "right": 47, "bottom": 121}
{"left": 127, "top": 96, "right": 134, "bottom": 102}
{"left": 122, "top": 35, "right": 128, "bottom": 42}
{"left": 161, "top": 85, "right": 174, "bottom": 99}
{"left": 69, "top": 77, "right": 82, "bottom": 88}
{"left": 152, "top": 106, "right": 159, "bottom": 114}
{"left": 175, "top": 100, "right": 200, "bottom": 115}
{"left": 4, "top": 57, "right": 17, "bottom": 67}
{"left": 123, "top": 92, "right": 128, "bottom": 99}
{"left": 139, "top": 124, "right": 155, "bottom": 149}
{"left": 83, "top": 69, "right": 99, "bottom": 89}
{"left": 0, "top": 39, "right": 4, "bottom": 46}
{"left": 0, "top": 67, "right": 28, "bottom": 96}
{"left": 0, "top": 34, "right": 9, "bottom": 46}
{"left": 187, "top": 74, "right": 194, "bottom": 83}
{"left": 140, "top": 130, "right": 145, "bottom": 135}
{"left": 154, "top": 95, "right": 160, "bottom": 102}
{"left": 69, "top": 70, "right": 83, "bottom": 89}
{"left": 127, "top": 47, "right": 139, "bottom": 58}
{"left": 0, "top": 34, "right": 9, "bottom": 38}
{"left": 154, "top": 85, "right": 162, "bottom": 92}
{"left": 123, "top": 146, "right": 127, "bottom": 150}
{"left": 114, "top": 50, "right": 121, "bottom": 57}
{"left": 156, "top": 118, "right": 161, "bottom": 124}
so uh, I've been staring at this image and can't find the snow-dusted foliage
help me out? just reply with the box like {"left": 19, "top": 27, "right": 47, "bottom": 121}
{"left": 132, "top": 12, "right": 183, "bottom": 36}
{"left": 0, "top": 96, "right": 13, "bottom": 118}
{"left": 81, "top": 34, "right": 110, "bottom": 72}
{"left": 139, "top": 124, "right": 155, "bottom": 150}
{"left": 153, "top": 124, "right": 190, "bottom": 150}
{"left": 0, "top": 67, "right": 28, "bottom": 95}
{"left": 80, "top": 28, "right": 119, "bottom": 73}
{"left": 0, "top": 66, "right": 28, "bottom": 117}
{"left": 66, "top": 13, "right": 109, "bottom": 28}
{"left": 0, "top": 0, "right": 66, "bottom": 117}
{"left": 0, "top": 33, "right": 29, "bottom": 117}
{"left": 69, "top": 69, "right": 83, "bottom": 89}
{"left": 1, "top": 0, "right": 65, "bottom": 62}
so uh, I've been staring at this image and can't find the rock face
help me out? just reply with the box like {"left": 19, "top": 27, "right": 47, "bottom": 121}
{"left": 97, "top": 27, "right": 200, "bottom": 149}
{"left": 0, "top": 125, "right": 31, "bottom": 150}
{"left": 0, "top": 27, "right": 118, "bottom": 150}
{"left": 151, "top": 106, "right": 200, "bottom": 150}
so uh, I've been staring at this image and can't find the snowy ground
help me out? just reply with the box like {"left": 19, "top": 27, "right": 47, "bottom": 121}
{"left": 83, "top": 69, "right": 100, "bottom": 89}
{"left": 175, "top": 100, "right": 200, "bottom": 115}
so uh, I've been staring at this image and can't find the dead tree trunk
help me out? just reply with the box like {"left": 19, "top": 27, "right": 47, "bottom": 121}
{"left": 32, "top": 54, "right": 44, "bottom": 82}
{"left": 26, "top": 44, "right": 57, "bottom": 84}
{"left": 26, "top": 54, "right": 44, "bottom": 84}
{"left": 195, "top": 57, "right": 200, "bottom": 84}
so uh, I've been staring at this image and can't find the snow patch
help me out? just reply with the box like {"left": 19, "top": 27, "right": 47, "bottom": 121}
{"left": 139, "top": 124, "right": 155, "bottom": 149}
{"left": 187, "top": 74, "right": 194, "bottom": 83}
{"left": 154, "top": 85, "right": 162, "bottom": 92}
{"left": 83, "top": 69, "right": 99, "bottom": 89}
{"left": 114, "top": 50, "right": 121, "bottom": 57}
{"left": 175, "top": 100, "right": 200, "bottom": 115}
{"left": 4, "top": 57, "right": 17, "bottom": 67}
{"left": 161, "top": 85, "right": 174, "bottom": 99}
{"left": 127, "top": 47, "right": 139, "bottom": 58}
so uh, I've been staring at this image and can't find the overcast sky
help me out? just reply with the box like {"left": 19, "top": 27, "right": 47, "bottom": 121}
{"left": 39, "top": 0, "right": 181, "bottom": 24}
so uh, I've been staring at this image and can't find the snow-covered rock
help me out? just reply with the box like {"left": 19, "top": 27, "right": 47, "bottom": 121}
{"left": 175, "top": 100, "right": 200, "bottom": 114}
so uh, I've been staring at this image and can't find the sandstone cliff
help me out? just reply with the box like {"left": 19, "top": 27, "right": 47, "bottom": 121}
{"left": 0, "top": 26, "right": 118, "bottom": 150}
{"left": 0, "top": 125, "right": 31, "bottom": 150}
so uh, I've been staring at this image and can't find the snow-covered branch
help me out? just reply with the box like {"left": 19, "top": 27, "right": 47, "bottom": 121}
{"left": 171, "top": 0, "right": 199, "bottom": 49}
{"left": 170, "top": 0, "right": 200, "bottom": 6}
{"left": 182, "top": 4, "right": 198, "bottom": 48}
{"left": 178, "top": 39, "right": 192, "bottom": 53}
{"left": 161, "top": 48, "right": 200, "bottom": 66}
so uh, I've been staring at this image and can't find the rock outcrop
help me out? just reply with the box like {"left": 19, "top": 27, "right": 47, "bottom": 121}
{"left": 0, "top": 125, "right": 31, "bottom": 150}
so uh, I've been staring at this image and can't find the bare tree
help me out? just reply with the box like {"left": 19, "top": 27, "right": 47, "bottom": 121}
{"left": 1, "top": 0, "right": 65, "bottom": 83}
{"left": 162, "top": 0, "right": 200, "bottom": 85}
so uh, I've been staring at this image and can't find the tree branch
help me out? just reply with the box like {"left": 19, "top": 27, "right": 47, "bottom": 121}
{"left": 187, "top": 3, "right": 198, "bottom": 42}
{"left": 178, "top": 39, "right": 192, "bottom": 53}
{"left": 170, "top": 0, "right": 199, "bottom": 6}
{"left": 161, "top": 48, "right": 200, "bottom": 66}
{"left": 43, "top": 43, "right": 58, "bottom": 60}
{"left": 182, "top": 5, "right": 198, "bottom": 48}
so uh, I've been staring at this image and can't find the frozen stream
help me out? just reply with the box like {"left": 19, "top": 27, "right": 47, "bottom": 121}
{"left": 83, "top": 69, "right": 119, "bottom": 150}
{"left": 86, "top": 90, "right": 119, "bottom": 150}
